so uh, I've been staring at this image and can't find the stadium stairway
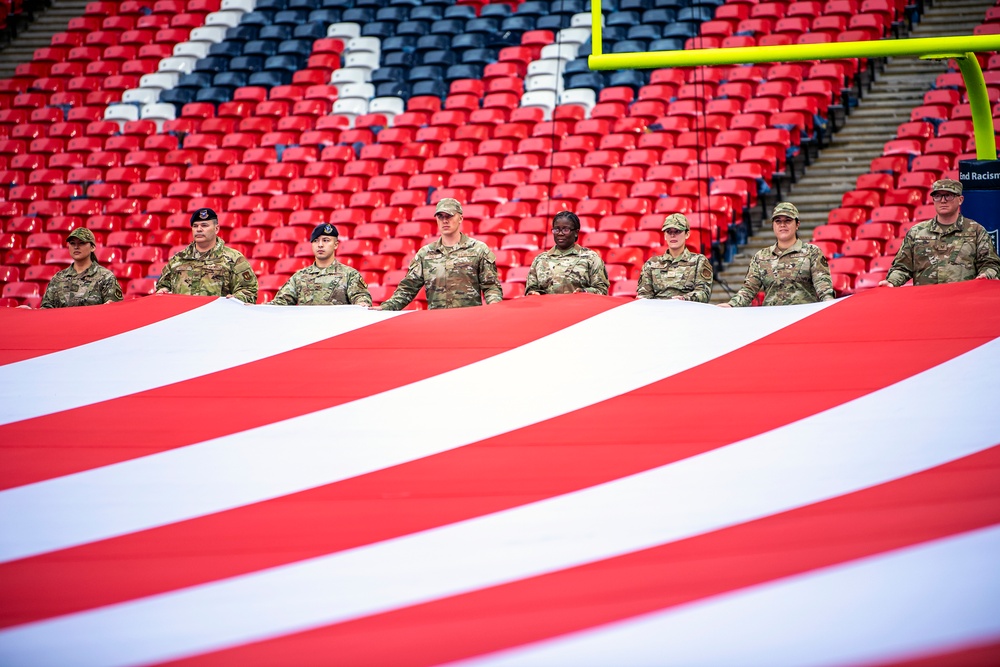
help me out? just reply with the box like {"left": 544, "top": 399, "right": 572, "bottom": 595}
{"left": 0, "top": 0, "right": 89, "bottom": 79}
{"left": 711, "top": 0, "right": 995, "bottom": 303}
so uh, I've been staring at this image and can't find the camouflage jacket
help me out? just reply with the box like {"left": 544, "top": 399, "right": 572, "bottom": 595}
{"left": 155, "top": 237, "right": 258, "bottom": 304}
{"left": 525, "top": 243, "right": 609, "bottom": 295}
{"left": 729, "top": 239, "right": 835, "bottom": 307}
{"left": 381, "top": 233, "right": 503, "bottom": 310}
{"left": 270, "top": 261, "right": 372, "bottom": 306}
{"left": 636, "top": 248, "right": 713, "bottom": 302}
{"left": 40, "top": 261, "right": 123, "bottom": 308}
{"left": 886, "top": 215, "right": 1000, "bottom": 286}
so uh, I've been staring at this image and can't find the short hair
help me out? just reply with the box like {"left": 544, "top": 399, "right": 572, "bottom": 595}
{"left": 552, "top": 210, "right": 581, "bottom": 231}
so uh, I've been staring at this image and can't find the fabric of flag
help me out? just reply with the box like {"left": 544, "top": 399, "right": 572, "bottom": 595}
{"left": 1, "top": 282, "right": 999, "bottom": 667}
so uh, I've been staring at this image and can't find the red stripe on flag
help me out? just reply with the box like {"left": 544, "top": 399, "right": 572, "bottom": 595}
{"left": 162, "top": 445, "right": 1000, "bottom": 667}
{"left": 0, "top": 295, "right": 623, "bottom": 489}
{"left": 3, "top": 284, "right": 997, "bottom": 627}
{"left": 0, "top": 296, "right": 213, "bottom": 366}
{"left": 868, "top": 640, "right": 1000, "bottom": 667}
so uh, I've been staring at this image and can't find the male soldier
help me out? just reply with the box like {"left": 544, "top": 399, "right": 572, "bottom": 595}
{"left": 636, "top": 213, "right": 713, "bottom": 302}
{"left": 270, "top": 223, "right": 372, "bottom": 306}
{"left": 721, "top": 202, "right": 835, "bottom": 307}
{"left": 35, "top": 227, "right": 122, "bottom": 308}
{"left": 155, "top": 207, "right": 258, "bottom": 303}
{"left": 525, "top": 210, "right": 609, "bottom": 295}
{"left": 379, "top": 198, "right": 503, "bottom": 310}
{"left": 879, "top": 178, "right": 999, "bottom": 287}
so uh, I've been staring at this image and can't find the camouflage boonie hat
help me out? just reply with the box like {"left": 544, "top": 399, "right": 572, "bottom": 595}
{"left": 67, "top": 228, "right": 96, "bottom": 244}
{"left": 771, "top": 202, "right": 800, "bottom": 221}
{"left": 662, "top": 213, "right": 690, "bottom": 232}
{"left": 311, "top": 223, "right": 339, "bottom": 241}
{"left": 435, "top": 198, "right": 463, "bottom": 216}
{"left": 931, "top": 178, "right": 962, "bottom": 195}
{"left": 190, "top": 207, "right": 218, "bottom": 225}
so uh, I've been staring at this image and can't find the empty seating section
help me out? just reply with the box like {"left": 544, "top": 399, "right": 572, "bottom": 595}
{"left": 0, "top": 0, "right": 978, "bottom": 305}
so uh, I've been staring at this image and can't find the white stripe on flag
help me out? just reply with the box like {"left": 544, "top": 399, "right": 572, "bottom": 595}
{"left": 0, "top": 299, "right": 830, "bottom": 562}
{"left": 0, "top": 338, "right": 996, "bottom": 667}
{"left": 457, "top": 524, "right": 1000, "bottom": 667}
{"left": 0, "top": 299, "right": 406, "bottom": 425}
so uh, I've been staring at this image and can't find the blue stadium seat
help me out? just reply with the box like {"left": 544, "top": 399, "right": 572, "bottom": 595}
{"left": 249, "top": 70, "right": 291, "bottom": 87}
{"left": 383, "top": 35, "right": 417, "bottom": 53}
{"left": 257, "top": 0, "right": 288, "bottom": 10}
{"left": 620, "top": 0, "right": 652, "bottom": 10}
{"left": 568, "top": 72, "right": 606, "bottom": 92}
{"left": 279, "top": 39, "right": 314, "bottom": 58}
{"left": 450, "top": 33, "right": 485, "bottom": 51}
{"left": 536, "top": 15, "right": 571, "bottom": 30}
{"left": 429, "top": 19, "right": 463, "bottom": 35}
{"left": 446, "top": 64, "right": 481, "bottom": 81}
{"left": 229, "top": 55, "right": 264, "bottom": 72}
{"left": 649, "top": 37, "right": 686, "bottom": 51}
{"left": 178, "top": 72, "right": 213, "bottom": 89}
{"left": 259, "top": 25, "right": 293, "bottom": 40}
{"left": 516, "top": 1, "right": 551, "bottom": 16}
{"left": 244, "top": 40, "right": 279, "bottom": 57}
{"left": 677, "top": 6, "right": 713, "bottom": 21}
{"left": 226, "top": 26, "right": 259, "bottom": 43}
{"left": 265, "top": 55, "right": 303, "bottom": 72}
{"left": 443, "top": 5, "right": 477, "bottom": 19}
{"left": 411, "top": 80, "right": 448, "bottom": 97}
{"left": 308, "top": 9, "right": 341, "bottom": 24}
{"left": 464, "top": 18, "right": 499, "bottom": 34}
{"left": 214, "top": 71, "right": 248, "bottom": 88}
{"left": 613, "top": 39, "right": 648, "bottom": 53}
{"left": 462, "top": 48, "right": 496, "bottom": 65}
{"left": 587, "top": 0, "right": 620, "bottom": 10}
{"left": 385, "top": 51, "right": 416, "bottom": 67}
{"left": 661, "top": 22, "right": 698, "bottom": 38}
{"left": 628, "top": 24, "right": 662, "bottom": 40}
{"left": 609, "top": 70, "right": 647, "bottom": 89}
{"left": 422, "top": 50, "right": 457, "bottom": 67}
{"left": 501, "top": 16, "right": 536, "bottom": 31}
{"left": 289, "top": 0, "right": 321, "bottom": 8}
{"left": 395, "top": 20, "right": 430, "bottom": 36}
{"left": 195, "top": 87, "right": 233, "bottom": 105}
{"left": 554, "top": 0, "right": 586, "bottom": 12}
{"left": 410, "top": 6, "right": 442, "bottom": 21}
{"left": 563, "top": 59, "right": 592, "bottom": 78}
{"left": 321, "top": 0, "right": 351, "bottom": 7}
{"left": 275, "top": 9, "right": 309, "bottom": 25}
{"left": 372, "top": 66, "right": 407, "bottom": 84}
{"left": 480, "top": 4, "right": 512, "bottom": 18}
{"left": 417, "top": 34, "right": 450, "bottom": 53}
{"left": 642, "top": 8, "right": 677, "bottom": 25}
{"left": 409, "top": 65, "right": 444, "bottom": 82}
{"left": 343, "top": 8, "right": 376, "bottom": 22}
{"left": 653, "top": 0, "right": 686, "bottom": 8}
{"left": 606, "top": 11, "right": 641, "bottom": 27}
{"left": 362, "top": 21, "right": 395, "bottom": 38}
{"left": 160, "top": 88, "right": 196, "bottom": 110}
{"left": 355, "top": 0, "right": 388, "bottom": 7}
{"left": 376, "top": 6, "right": 409, "bottom": 21}
{"left": 293, "top": 22, "right": 328, "bottom": 39}
{"left": 376, "top": 81, "right": 410, "bottom": 97}
{"left": 240, "top": 11, "right": 275, "bottom": 26}
{"left": 193, "top": 56, "right": 230, "bottom": 74}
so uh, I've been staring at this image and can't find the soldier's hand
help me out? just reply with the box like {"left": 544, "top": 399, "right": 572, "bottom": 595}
{"left": 155, "top": 288, "right": 170, "bottom": 294}
{"left": 975, "top": 274, "right": 991, "bottom": 280}
{"left": 717, "top": 303, "right": 732, "bottom": 308}
{"left": 877, "top": 280, "right": 893, "bottom": 287}
{"left": 525, "top": 291, "right": 541, "bottom": 297}
{"left": 15, "top": 305, "right": 31, "bottom": 309}
{"left": 671, "top": 296, "right": 685, "bottom": 301}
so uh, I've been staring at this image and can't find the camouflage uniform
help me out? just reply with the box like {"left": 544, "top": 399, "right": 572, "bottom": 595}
{"left": 525, "top": 243, "right": 609, "bottom": 295}
{"left": 636, "top": 248, "right": 713, "bottom": 302}
{"left": 728, "top": 239, "right": 835, "bottom": 307}
{"left": 885, "top": 215, "right": 1000, "bottom": 286}
{"left": 40, "top": 262, "right": 123, "bottom": 308}
{"left": 156, "top": 237, "right": 258, "bottom": 304}
{"left": 380, "top": 233, "right": 502, "bottom": 310}
{"left": 270, "top": 261, "right": 372, "bottom": 306}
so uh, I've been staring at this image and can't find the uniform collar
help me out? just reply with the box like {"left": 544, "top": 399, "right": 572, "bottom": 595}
{"left": 930, "top": 215, "right": 965, "bottom": 234}
{"left": 549, "top": 243, "right": 583, "bottom": 256}
{"left": 769, "top": 238, "right": 804, "bottom": 256}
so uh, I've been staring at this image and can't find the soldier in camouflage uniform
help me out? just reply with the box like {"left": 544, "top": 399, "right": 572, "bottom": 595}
{"left": 525, "top": 211, "right": 609, "bottom": 295}
{"left": 270, "top": 223, "right": 372, "bottom": 306}
{"left": 636, "top": 213, "right": 713, "bottom": 302}
{"left": 37, "top": 227, "right": 123, "bottom": 308}
{"left": 155, "top": 208, "right": 258, "bottom": 304}
{"left": 722, "top": 202, "right": 835, "bottom": 307}
{"left": 880, "top": 179, "right": 999, "bottom": 287}
{"left": 380, "top": 198, "right": 503, "bottom": 310}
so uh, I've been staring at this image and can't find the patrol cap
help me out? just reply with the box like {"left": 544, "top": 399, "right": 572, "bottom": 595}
{"left": 311, "top": 223, "right": 339, "bottom": 241}
{"left": 931, "top": 178, "right": 962, "bottom": 195}
{"left": 771, "top": 202, "right": 800, "bottom": 221}
{"left": 662, "top": 213, "right": 690, "bottom": 232}
{"left": 190, "top": 207, "right": 218, "bottom": 225}
{"left": 67, "top": 227, "right": 96, "bottom": 244}
{"left": 435, "top": 197, "right": 463, "bottom": 216}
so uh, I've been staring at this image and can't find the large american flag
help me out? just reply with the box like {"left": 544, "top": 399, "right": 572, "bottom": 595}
{"left": 1, "top": 282, "right": 998, "bottom": 666}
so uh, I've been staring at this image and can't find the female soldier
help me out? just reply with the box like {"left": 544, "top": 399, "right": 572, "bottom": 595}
{"left": 525, "top": 211, "right": 609, "bottom": 295}
{"left": 37, "top": 227, "right": 122, "bottom": 308}
{"left": 636, "top": 213, "right": 713, "bottom": 302}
